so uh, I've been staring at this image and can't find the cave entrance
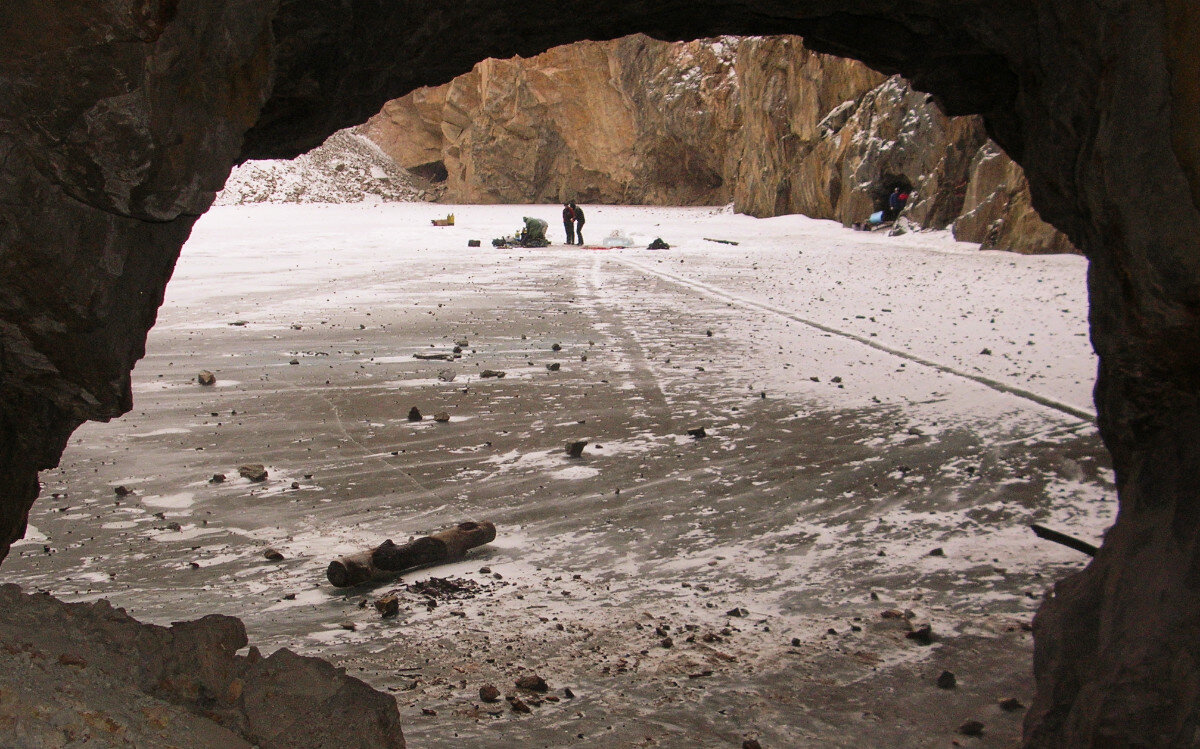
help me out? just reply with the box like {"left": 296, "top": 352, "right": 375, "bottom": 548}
{"left": 410, "top": 160, "right": 448, "bottom": 184}
{"left": 4, "top": 4, "right": 1196, "bottom": 744}
{"left": 868, "top": 173, "right": 914, "bottom": 213}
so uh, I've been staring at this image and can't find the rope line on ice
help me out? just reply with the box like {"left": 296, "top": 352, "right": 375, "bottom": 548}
{"left": 615, "top": 256, "right": 1096, "bottom": 424}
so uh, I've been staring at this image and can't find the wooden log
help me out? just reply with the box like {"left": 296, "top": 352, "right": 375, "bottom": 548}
{"left": 326, "top": 521, "right": 496, "bottom": 588}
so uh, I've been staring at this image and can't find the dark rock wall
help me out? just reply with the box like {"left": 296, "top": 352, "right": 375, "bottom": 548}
{"left": 0, "top": 0, "right": 276, "bottom": 559}
{"left": 4, "top": 1, "right": 1200, "bottom": 745}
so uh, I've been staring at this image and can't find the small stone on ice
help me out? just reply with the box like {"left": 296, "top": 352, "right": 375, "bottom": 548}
{"left": 374, "top": 595, "right": 400, "bottom": 618}
{"left": 906, "top": 624, "right": 934, "bottom": 645}
{"left": 515, "top": 674, "right": 548, "bottom": 692}
{"left": 507, "top": 696, "right": 531, "bottom": 713}
{"left": 958, "top": 720, "right": 984, "bottom": 736}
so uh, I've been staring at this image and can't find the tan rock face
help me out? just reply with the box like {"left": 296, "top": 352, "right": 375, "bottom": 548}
{"left": 362, "top": 35, "right": 1076, "bottom": 254}
{"left": 953, "top": 143, "right": 1077, "bottom": 255}
{"left": 363, "top": 36, "right": 739, "bottom": 206}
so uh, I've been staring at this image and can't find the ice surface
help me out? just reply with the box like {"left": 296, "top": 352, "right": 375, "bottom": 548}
{"left": 6, "top": 203, "right": 1106, "bottom": 746}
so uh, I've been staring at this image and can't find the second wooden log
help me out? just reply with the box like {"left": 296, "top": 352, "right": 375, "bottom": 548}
{"left": 326, "top": 521, "right": 497, "bottom": 588}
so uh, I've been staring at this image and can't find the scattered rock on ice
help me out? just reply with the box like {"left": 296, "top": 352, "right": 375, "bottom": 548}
{"left": 479, "top": 684, "right": 501, "bottom": 703}
{"left": 999, "top": 697, "right": 1025, "bottom": 712}
{"left": 480, "top": 370, "right": 506, "bottom": 379}
{"left": 906, "top": 624, "right": 934, "bottom": 645}
{"left": 959, "top": 720, "right": 985, "bottom": 736}
{"left": 438, "top": 368, "right": 457, "bottom": 382}
{"left": 374, "top": 594, "right": 400, "bottom": 618}
{"left": 263, "top": 548, "right": 285, "bottom": 561}
{"left": 515, "top": 674, "right": 549, "bottom": 692}
{"left": 197, "top": 370, "right": 216, "bottom": 386}
{"left": 408, "top": 407, "right": 423, "bottom": 421}
{"left": 434, "top": 411, "right": 451, "bottom": 423}
{"left": 238, "top": 464, "right": 268, "bottom": 482}
{"left": 507, "top": 695, "right": 532, "bottom": 713}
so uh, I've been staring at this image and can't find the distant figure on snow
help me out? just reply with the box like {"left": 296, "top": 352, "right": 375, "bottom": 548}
{"left": 571, "top": 200, "right": 585, "bottom": 245}
{"left": 562, "top": 202, "right": 576, "bottom": 245}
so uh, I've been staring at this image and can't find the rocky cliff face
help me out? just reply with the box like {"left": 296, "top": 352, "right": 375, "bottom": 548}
{"left": 361, "top": 36, "right": 746, "bottom": 207}
{"left": 362, "top": 35, "right": 1075, "bottom": 254}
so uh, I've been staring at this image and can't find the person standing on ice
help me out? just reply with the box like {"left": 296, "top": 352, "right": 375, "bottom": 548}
{"left": 885, "top": 187, "right": 908, "bottom": 221}
{"left": 562, "top": 202, "right": 576, "bottom": 245}
{"left": 571, "top": 200, "right": 585, "bottom": 245}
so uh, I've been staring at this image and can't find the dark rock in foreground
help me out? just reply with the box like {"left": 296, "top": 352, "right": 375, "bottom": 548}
{"left": 0, "top": 584, "right": 405, "bottom": 747}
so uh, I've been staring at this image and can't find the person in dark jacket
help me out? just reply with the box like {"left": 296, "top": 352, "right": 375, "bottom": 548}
{"left": 884, "top": 188, "right": 909, "bottom": 221}
{"left": 570, "top": 201, "right": 585, "bottom": 245}
{"left": 562, "top": 202, "right": 575, "bottom": 245}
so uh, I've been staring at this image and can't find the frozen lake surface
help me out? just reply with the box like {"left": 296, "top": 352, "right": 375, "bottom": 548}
{"left": 4, "top": 204, "right": 1110, "bottom": 747}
